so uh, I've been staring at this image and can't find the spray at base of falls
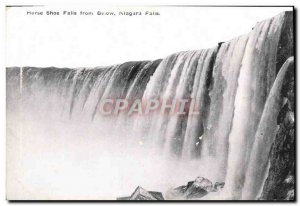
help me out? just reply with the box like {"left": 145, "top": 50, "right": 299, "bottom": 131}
{"left": 6, "top": 11, "right": 294, "bottom": 200}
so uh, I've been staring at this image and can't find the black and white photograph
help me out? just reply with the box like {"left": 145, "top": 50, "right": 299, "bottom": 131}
{"left": 4, "top": 3, "right": 296, "bottom": 202}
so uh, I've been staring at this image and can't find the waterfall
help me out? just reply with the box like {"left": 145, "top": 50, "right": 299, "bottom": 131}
{"left": 242, "top": 57, "right": 294, "bottom": 199}
{"left": 6, "top": 11, "right": 293, "bottom": 200}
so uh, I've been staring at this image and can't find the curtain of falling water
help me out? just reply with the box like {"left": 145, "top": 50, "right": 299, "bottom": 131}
{"left": 224, "top": 13, "right": 285, "bottom": 199}
{"left": 181, "top": 48, "right": 217, "bottom": 159}
{"left": 242, "top": 57, "right": 294, "bottom": 199}
{"left": 199, "top": 35, "right": 249, "bottom": 181}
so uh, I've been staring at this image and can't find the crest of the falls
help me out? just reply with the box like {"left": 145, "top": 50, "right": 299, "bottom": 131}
{"left": 6, "top": 11, "right": 294, "bottom": 200}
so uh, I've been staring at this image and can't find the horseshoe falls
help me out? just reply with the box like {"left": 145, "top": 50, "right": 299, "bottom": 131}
{"left": 6, "top": 11, "right": 294, "bottom": 200}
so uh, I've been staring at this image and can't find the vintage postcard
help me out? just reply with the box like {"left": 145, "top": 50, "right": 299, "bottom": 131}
{"left": 6, "top": 5, "right": 295, "bottom": 201}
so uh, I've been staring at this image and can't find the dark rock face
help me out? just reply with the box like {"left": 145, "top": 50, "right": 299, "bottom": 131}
{"left": 169, "top": 177, "right": 224, "bottom": 199}
{"left": 117, "top": 186, "right": 164, "bottom": 200}
{"left": 259, "top": 57, "right": 295, "bottom": 200}
{"left": 276, "top": 11, "right": 294, "bottom": 74}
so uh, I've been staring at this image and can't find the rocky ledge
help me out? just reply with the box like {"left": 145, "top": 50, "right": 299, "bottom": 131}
{"left": 167, "top": 177, "right": 225, "bottom": 200}
{"left": 117, "top": 186, "right": 164, "bottom": 200}
{"left": 117, "top": 176, "right": 224, "bottom": 200}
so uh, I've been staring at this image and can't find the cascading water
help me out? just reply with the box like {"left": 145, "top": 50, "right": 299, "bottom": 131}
{"left": 6, "top": 11, "right": 294, "bottom": 200}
